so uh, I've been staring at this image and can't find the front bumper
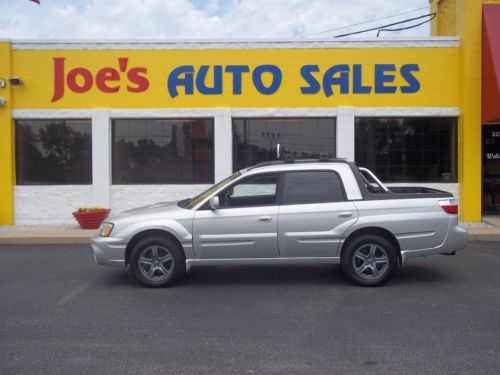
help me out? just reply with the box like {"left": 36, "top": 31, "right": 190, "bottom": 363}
{"left": 91, "top": 235, "right": 127, "bottom": 267}
{"left": 401, "top": 225, "right": 468, "bottom": 264}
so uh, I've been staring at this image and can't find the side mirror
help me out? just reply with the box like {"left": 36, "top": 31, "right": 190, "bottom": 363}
{"left": 209, "top": 196, "right": 220, "bottom": 210}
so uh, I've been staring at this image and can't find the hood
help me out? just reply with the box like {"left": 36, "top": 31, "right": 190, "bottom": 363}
{"left": 108, "top": 201, "right": 190, "bottom": 221}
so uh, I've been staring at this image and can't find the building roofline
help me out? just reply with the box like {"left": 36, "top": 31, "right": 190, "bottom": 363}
{"left": 8, "top": 36, "right": 460, "bottom": 50}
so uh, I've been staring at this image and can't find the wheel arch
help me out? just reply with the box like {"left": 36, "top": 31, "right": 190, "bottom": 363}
{"left": 339, "top": 227, "right": 402, "bottom": 264}
{"left": 125, "top": 229, "right": 186, "bottom": 266}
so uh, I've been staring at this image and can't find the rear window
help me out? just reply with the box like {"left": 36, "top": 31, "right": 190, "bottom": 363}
{"left": 282, "top": 171, "right": 345, "bottom": 205}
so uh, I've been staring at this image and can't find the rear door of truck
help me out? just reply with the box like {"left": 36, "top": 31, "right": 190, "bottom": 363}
{"left": 277, "top": 169, "right": 359, "bottom": 257}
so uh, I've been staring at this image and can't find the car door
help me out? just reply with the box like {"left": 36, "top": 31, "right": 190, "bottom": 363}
{"left": 193, "top": 173, "right": 281, "bottom": 259}
{"left": 278, "top": 170, "right": 359, "bottom": 258}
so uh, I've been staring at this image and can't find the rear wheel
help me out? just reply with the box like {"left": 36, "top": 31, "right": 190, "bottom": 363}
{"left": 130, "top": 236, "right": 185, "bottom": 287}
{"left": 341, "top": 234, "right": 398, "bottom": 287}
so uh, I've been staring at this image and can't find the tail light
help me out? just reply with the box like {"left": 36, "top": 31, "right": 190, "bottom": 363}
{"left": 439, "top": 199, "right": 458, "bottom": 215}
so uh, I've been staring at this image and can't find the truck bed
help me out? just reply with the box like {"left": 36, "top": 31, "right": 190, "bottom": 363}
{"left": 350, "top": 165, "right": 454, "bottom": 200}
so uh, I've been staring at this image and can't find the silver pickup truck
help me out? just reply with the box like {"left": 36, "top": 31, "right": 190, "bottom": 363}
{"left": 91, "top": 159, "right": 467, "bottom": 287}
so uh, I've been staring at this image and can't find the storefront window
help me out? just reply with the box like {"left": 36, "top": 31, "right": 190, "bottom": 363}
{"left": 483, "top": 125, "right": 500, "bottom": 214}
{"left": 16, "top": 120, "right": 92, "bottom": 185}
{"left": 355, "top": 117, "right": 457, "bottom": 182}
{"left": 112, "top": 119, "right": 214, "bottom": 184}
{"left": 232, "top": 118, "right": 336, "bottom": 171}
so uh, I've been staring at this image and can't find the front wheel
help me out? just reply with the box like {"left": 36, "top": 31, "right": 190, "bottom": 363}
{"left": 130, "top": 236, "right": 185, "bottom": 287}
{"left": 341, "top": 235, "right": 398, "bottom": 287}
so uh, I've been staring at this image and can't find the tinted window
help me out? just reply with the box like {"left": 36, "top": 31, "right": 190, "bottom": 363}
{"left": 219, "top": 174, "right": 279, "bottom": 208}
{"left": 112, "top": 119, "right": 214, "bottom": 184}
{"left": 355, "top": 117, "right": 457, "bottom": 182}
{"left": 282, "top": 171, "right": 345, "bottom": 204}
{"left": 233, "top": 118, "right": 336, "bottom": 171}
{"left": 16, "top": 120, "right": 92, "bottom": 185}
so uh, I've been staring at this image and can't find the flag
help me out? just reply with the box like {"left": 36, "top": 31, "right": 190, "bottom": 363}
{"left": 30, "top": 0, "right": 40, "bottom": 4}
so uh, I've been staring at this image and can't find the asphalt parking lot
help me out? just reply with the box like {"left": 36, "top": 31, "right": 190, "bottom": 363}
{"left": 0, "top": 242, "right": 499, "bottom": 375}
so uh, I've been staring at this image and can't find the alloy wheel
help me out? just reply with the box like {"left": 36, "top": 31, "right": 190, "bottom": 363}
{"left": 137, "top": 245, "right": 174, "bottom": 282}
{"left": 352, "top": 243, "right": 389, "bottom": 280}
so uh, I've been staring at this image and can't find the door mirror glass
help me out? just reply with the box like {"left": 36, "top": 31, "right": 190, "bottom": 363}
{"left": 209, "top": 196, "right": 220, "bottom": 210}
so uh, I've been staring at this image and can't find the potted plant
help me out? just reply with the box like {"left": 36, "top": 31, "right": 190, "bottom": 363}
{"left": 72, "top": 206, "right": 110, "bottom": 229}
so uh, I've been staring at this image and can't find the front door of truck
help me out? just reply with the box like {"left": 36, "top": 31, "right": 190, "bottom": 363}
{"left": 193, "top": 173, "right": 280, "bottom": 259}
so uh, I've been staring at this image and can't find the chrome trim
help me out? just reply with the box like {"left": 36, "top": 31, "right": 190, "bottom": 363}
{"left": 359, "top": 167, "right": 390, "bottom": 192}
{"left": 396, "top": 231, "right": 436, "bottom": 240}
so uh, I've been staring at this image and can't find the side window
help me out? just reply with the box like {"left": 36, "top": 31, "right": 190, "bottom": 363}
{"left": 219, "top": 173, "right": 279, "bottom": 208}
{"left": 282, "top": 171, "right": 345, "bottom": 205}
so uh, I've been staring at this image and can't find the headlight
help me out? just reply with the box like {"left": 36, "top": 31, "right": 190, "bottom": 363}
{"left": 99, "top": 222, "right": 114, "bottom": 237}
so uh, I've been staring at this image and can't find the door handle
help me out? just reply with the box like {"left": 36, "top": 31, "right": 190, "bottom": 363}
{"left": 258, "top": 216, "right": 272, "bottom": 222}
{"left": 338, "top": 211, "right": 353, "bottom": 218}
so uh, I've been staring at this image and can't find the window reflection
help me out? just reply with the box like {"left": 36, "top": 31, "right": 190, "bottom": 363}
{"left": 232, "top": 118, "right": 336, "bottom": 171}
{"left": 112, "top": 119, "right": 214, "bottom": 184}
{"left": 16, "top": 120, "right": 92, "bottom": 185}
{"left": 355, "top": 117, "right": 457, "bottom": 182}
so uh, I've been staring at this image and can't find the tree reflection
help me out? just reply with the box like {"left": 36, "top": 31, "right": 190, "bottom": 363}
{"left": 112, "top": 120, "right": 213, "bottom": 184}
{"left": 16, "top": 121, "right": 92, "bottom": 184}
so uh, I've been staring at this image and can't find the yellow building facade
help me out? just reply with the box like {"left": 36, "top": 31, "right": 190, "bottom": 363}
{"left": 0, "top": 1, "right": 498, "bottom": 225}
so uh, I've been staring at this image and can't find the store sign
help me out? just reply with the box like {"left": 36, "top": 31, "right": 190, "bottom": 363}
{"left": 50, "top": 57, "right": 420, "bottom": 102}
{"left": 52, "top": 58, "right": 149, "bottom": 102}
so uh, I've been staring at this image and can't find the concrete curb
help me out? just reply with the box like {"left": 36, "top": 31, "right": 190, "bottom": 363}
{"left": 467, "top": 234, "right": 500, "bottom": 242}
{"left": 0, "top": 229, "right": 98, "bottom": 245}
{"left": 0, "top": 237, "right": 94, "bottom": 245}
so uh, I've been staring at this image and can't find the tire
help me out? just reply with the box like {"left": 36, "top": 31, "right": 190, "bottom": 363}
{"left": 341, "top": 234, "right": 398, "bottom": 287}
{"left": 129, "top": 235, "right": 186, "bottom": 288}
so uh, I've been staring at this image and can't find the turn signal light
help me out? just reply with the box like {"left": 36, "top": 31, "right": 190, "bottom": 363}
{"left": 439, "top": 199, "right": 458, "bottom": 215}
{"left": 99, "top": 222, "right": 114, "bottom": 237}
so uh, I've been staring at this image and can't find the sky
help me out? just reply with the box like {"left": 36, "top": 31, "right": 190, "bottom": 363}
{"left": 0, "top": 0, "right": 431, "bottom": 40}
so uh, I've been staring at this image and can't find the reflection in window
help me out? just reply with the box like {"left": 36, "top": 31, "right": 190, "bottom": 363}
{"left": 219, "top": 173, "right": 279, "bottom": 208}
{"left": 16, "top": 120, "right": 92, "bottom": 185}
{"left": 355, "top": 117, "right": 457, "bottom": 182}
{"left": 112, "top": 119, "right": 214, "bottom": 184}
{"left": 282, "top": 171, "right": 345, "bottom": 204}
{"left": 232, "top": 118, "right": 336, "bottom": 171}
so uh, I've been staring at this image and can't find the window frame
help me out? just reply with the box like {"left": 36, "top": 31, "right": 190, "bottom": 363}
{"left": 354, "top": 116, "right": 458, "bottom": 183}
{"left": 111, "top": 118, "right": 215, "bottom": 185}
{"left": 280, "top": 170, "right": 348, "bottom": 206}
{"left": 232, "top": 117, "right": 337, "bottom": 172}
{"left": 15, "top": 118, "right": 93, "bottom": 186}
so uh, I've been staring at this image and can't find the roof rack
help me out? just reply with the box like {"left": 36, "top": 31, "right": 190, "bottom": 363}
{"left": 247, "top": 157, "right": 349, "bottom": 171}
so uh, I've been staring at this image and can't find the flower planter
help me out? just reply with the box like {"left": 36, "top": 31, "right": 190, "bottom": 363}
{"left": 72, "top": 209, "right": 110, "bottom": 229}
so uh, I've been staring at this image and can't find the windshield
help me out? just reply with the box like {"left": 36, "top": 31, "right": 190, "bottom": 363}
{"left": 179, "top": 171, "right": 242, "bottom": 209}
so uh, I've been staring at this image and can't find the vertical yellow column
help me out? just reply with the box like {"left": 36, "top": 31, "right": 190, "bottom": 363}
{"left": 456, "top": 0, "right": 482, "bottom": 221}
{"left": 0, "top": 42, "right": 14, "bottom": 225}
{"left": 430, "top": 0, "right": 482, "bottom": 221}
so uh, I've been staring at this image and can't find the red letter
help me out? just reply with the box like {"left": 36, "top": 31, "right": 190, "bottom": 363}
{"left": 67, "top": 67, "right": 93, "bottom": 93}
{"left": 51, "top": 57, "right": 65, "bottom": 102}
{"left": 127, "top": 67, "right": 149, "bottom": 92}
{"left": 96, "top": 67, "right": 120, "bottom": 93}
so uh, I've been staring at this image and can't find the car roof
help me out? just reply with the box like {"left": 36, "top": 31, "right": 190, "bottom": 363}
{"left": 242, "top": 159, "right": 356, "bottom": 174}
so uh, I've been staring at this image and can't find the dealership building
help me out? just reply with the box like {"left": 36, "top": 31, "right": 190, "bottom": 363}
{"left": 0, "top": 0, "right": 499, "bottom": 225}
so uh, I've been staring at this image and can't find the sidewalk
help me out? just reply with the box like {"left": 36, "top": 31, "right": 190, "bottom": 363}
{"left": 0, "top": 225, "right": 97, "bottom": 245}
{"left": 0, "top": 218, "right": 499, "bottom": 245}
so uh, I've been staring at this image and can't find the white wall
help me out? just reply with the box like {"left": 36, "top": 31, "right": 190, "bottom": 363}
{"left": 14, "top": 186, "right": 93, "bottom": 225}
